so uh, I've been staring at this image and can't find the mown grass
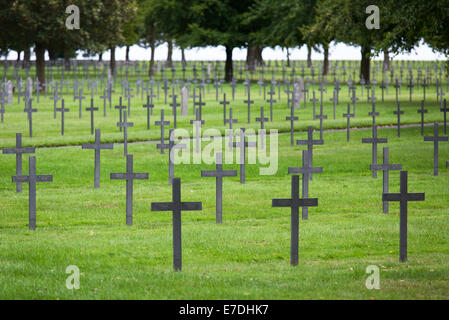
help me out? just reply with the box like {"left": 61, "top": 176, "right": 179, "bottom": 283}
{"left": 0, "top": 80, "right": 448, "bottom": 299}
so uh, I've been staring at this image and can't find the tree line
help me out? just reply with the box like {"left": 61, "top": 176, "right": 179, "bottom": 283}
{"left": 0, "top": 0, "right": 447, "bottom": 86}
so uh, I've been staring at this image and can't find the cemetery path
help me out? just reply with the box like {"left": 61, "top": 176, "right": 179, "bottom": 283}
{"left": 38, "top": 121, "right": 444, "bottom": 149}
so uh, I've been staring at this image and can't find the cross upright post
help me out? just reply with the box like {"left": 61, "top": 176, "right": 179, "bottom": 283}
{"left": 151, "top": 177, "right": 202, "bottom": 271}
{"left": 362, "top": 124, "right": 388, "bottom": 178}
{"left": 424, "top": 123, "right": 448, "bottom": 176}
{"left": 441, "top": 99, "right": 448, "bottom": 134}
{"left": 117, "top": 110, "right": 134, "bottom": 156}
{"left": 2, "top": 133, "right": 35, "bottom": 192}
{"left": 201, "top": 152, "right": 237, "bottom": 223}
{"left": 296, "top": 126, "right": 323, "bottom": 181}
{"left": 219, "top": 93, "right": 230, "bottom": 125}
{"left": 55, "top": 99, "right": 70, "bottom": 136}
{"left": 82, "top": 129, "right": 114, "bottom": 188}
{"left": 12, "top": 156, "right": 53, "bottom": 230}
{"left": 233, "top": 128, "right": 257, "bottom": 184}
{"left": 115, "top": 97, "right": 127, "bottom": 132}
{"left": 110, "top": 154, "right": 148, "bottom": 226}
{"left": 272, "top": 175, "right": 318, "bottom": 266}
{"left": 256, "top": 107, "right": 269, "bottom": 149}
{"left": 383, "top": 171, "right": 425, "bottom": 262}
{"left": 393, "top": 102, "right": 404, "bottom": 137}
{"left": 417, "top": 100, "right": 428, "bottom": 136}
{"left": 142, "top": 95, "right": 154, "bottom": 130}
{"left": 86, "top": 98, "right": 99, "bottom": 135}
{"left": 156, "top": 109, "right": 171, "bottom": 154}
{"left": 342, "top": 103, "right": 355, "bottom": 142}
{"left": 286, "top": 101, "right": 299, "bottom": 146}
{"left": 244, "top": 87, "right": 254, "bottom": 123}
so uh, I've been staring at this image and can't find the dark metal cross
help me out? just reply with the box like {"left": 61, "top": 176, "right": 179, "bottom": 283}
{"left": 125, "top": 86, "right": 134, "bottom": 116}
{"left": 296, "top": 126, "right": 323, "bottom": 181}
{"left": 369, "top": 102, "right": 379, "bottom": 127}
{"left": 115, "top": 97, "right": 127, "bottom": 132}
{"left": 219, "top": 93, "right": 230, "bottom": 125}
{"left": 330, "top": 89, "right": 337, "bottom": 120}
{"left": 100, "top": 89, "right": 108, "bottom": 117}
{"left": 288, "top": 150, "right": 322, "bottom": 220}
{"left": 424, "top": 123, "right": 448, "bottom": 176}
{"left": 0, "top": 93, "right": 6, "bottom": 123}
{"left": 156, "top": 109, "right": 171, "bottom": 154}
{"left": 362, "top": 124, "right": 388, "bottom": 178}
{"left": 86, "top": 98, "right": 99, "bottom": 135}
{"left": 25, "top": 99, "right": 37, "bottom": 138}
{"left": 74, "top": 88, "right": 86, "bottom": 118}
{"left": 2, "top": 132, "right": 35, "bottom": 192}
{"left": 315, "top": 98, "right": 328, "bottom": 141}
{"left": 266, "top": 87, "right": 276, "bottom": 122}
{"left": 142, "top": 95, "right": 154, "bottom": 130}
{"left": 286, "top": 102, "right": 299, "bottom": 146}
{"left": 169, "top": 93, "right": 180, "bottom": 128}
{"left": 163, "top": 129, "right": 187, "bottom": 185}
{"left": 190, "top": 108, "right": 205, "bottom": 154}
{"left": 12, "top": 156, "right": 52, "bottom": 230}
{"left": 370, "top": 147, "right": 402, "bottom": 213}
{"left": 393, "top": 102, "right": 404, "bottom": 137}
{"left": 201, "top": 152, "right": 237, "bottom": 224}
{"left": 110, "top": 154, "right": 148, "bottom": 226}
{"left": 272, "top": 175, "right": 318, "bottom": 266}
{"left": 244, "top": 88, "right": 254, "bottom": 123}
{"left": 194, "top": 91, "right": 206, "bottom": 120}
{"left": 417, "top": 100, "right": 428, "bottom": 136}
{"left": 151, "top": 177, "right": 202, "bottom": 271}
{"left": 256, "top": 107, "right": 269, "bottom": 149}
{"left": 117, "top": 110, "right": 134, "bottom": 156}
{"left": 225, "top": 108, "right": 238, "bottom": 151}
{"left": 50, "top": 89, "right": 61, "bottom": 119}
{"left": 383, "top": 171, "right": 425, "bottom": 262}
{"left": 55, "top": 99, "right": 70, "bottom": 136}
{"left": 233, "top": 128, "right": 257, "bottom": 184}
{"left": 342, "top": 103, "right": 355, "bottom": 142}
{"left": 82, "top": 129, "right": 114, "bottom": 188}
{"left": 350, "top": 87, "right": 359, "bottom": 117}
{"left": 310, "top": 91, "right": 319, "bottom": 120}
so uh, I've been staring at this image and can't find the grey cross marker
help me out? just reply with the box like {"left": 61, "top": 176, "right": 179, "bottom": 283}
{"left": 266, "top": 87, "right": 276, "bottom": 122}
{"left": 417, "top": 100, "right": 428, "bottom": 136}
{"left": 256, "top": 107, "right": 269, "bottom": 149}
{"left": 156, "top": 109, "right": 171, "bottom": 154}
{"left": 74, "top": 88, "right": 86, "bottom": 118}
{"left": 115, "top": 97, "right": 127, "bottom": 132}
{"left": 371, "top": 147, "right": 402, "bottom": 213}
{"left": 296, "top": 126, "right": 323, "bottom": 181}
{"left": 117, "top": 110, "right": 134, "bottom": 156}
{"left": 110, "top": 154, "right": 148, "bottom": 226}
{"left": 362, "top": 124, "right": 388, "bottom": 178}
{"left": 310, "top": 91, "right": 319, "bottom": 120}
{"left": 100, "top": 89, "right": 108, "bottom": 117}
{"left": 50, "top": 90, "right": 61, "bottom": 119}
{"left": 315, "top": 98, "right": 328, "bottom": 141}
{"left": 201, "top": 152, "right": 237, "bottom": 224}
{"left": 86, "top": 98, "right": 99, "bottom": 135}
{"left": 142, "top": 95, "right": 154, "bottom": 130}
{"left": 342, "top": 103, "right": 355, "bottom": 142}
{"left": 55, "top": 99, "right": 70, "bottom": 136}
{"left": 169, "top": 93, "right": 180, "bottom": 128}
{"left": 244, "top": 88, "right": 254, "bottom": 123}
{"left": 288, "top": 150, "right": 322, "bottom": 220}
{"left": 151, "top": 177, "right": 202, "bottom": 271}
{"left": 233, "top": 128, "right": 256, "bottom": 184}
{"left": 166, "top": 129, "right": 186, "bottom": 185}
{"left": 12, "top": 156, "right": 52, "bottom": 230}
{"left": 25, "top": 99, "right": 37, "bottom": 138}
{"left": 286, "top": 102, "right": 299, "bottom": 146}
{"left": 394, "top": 102, "right": 404, "bottom": 137}
{"left": 219, "top": 93, "right": 230, "bottom": 125}
{"left": 2, "top": 133, "right": 35, "bottom": 192}
{"left": 383, "top": 171, "right": 425, "bottom": 262}
{"left": 82, "top": 129, "right": 114, "bottom": 188}
{"left": 424, "top": 123, "right": 448, "bottom": 176}
{"left": 190, "top": 109, "right": 204, "bottom": 154}
{"left": 369, "top": 102, "right": 379, "bottom": 127}
{"left": 272, "top": 175, "right": 318, "bottom": 266}
{"left": 225, "top": 108, "right": 238, "bottom": 151}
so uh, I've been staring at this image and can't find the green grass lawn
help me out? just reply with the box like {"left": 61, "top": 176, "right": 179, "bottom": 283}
{"left": 0, "top": 79, "right": 448, "bottom": 299}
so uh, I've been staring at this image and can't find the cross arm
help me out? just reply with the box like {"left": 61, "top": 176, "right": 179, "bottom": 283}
{"left": 12, "top": 175, "right": 30, "bottom": 183}
{"left": 288, "top": 167, "right": 323, "bottom": 174}
{"left": 110, "top": 173, "right": 128, "bottom": 180}
{"left": 181, "top": 202, "right": 202, "bottom": 211}
{"left": 151, "top": 202, "right": 174, "bottom": 212}
{"left": 2, "top": 147, "right": 35, "bottom": 154}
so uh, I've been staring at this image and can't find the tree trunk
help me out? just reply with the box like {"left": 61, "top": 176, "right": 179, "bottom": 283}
{"left": 22, "top": 48, "right": 30, "bottom": 68}
{"left": 64, "top": 54, "right": 71, "bottom": 71}
{"left": 225, "top": 46, "right": 233, "bottom": 82}
{"left": 125, "top": 46, "right": 130, "bottom": 61}
{"left": 181, "top": 47, "right": 186, "bottom": 66}
{"left": 256, "top": 46, "right": 264, "bottom": 67}
{"left": 110, "top": 46, "right": 116, "bottom": 76}
{"left": 166, "top": 39, "right": 173, "bottom": 68}
{"left": 246, "top": 44, "right": 257, "bottom": 71}
{"left": 149, "top": 29, "right": 155, "bottom": 77}
{"left": 307, "top": 45, "right": 312, "bottom": 67}
{"left": 360, "top": 45, "right": 371, "bottom": 83}
{"left": 16, "top": 51, "right": 21, "bottom": 62}
{"left": 35, "top": 45, "right": 45, "bottom": 92}
{"left": 99, "top": 52, "right": 103, "bottom": 61}
{"left": 383, "top": 49, "right": 390, "bottom": 72}
{"left": 322, "top": 43, "right": 329, "bottom": 75}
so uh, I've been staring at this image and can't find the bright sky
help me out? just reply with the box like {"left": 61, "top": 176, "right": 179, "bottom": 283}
{"left": 5, "top": 40, "right": 447, "bottom": 61}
